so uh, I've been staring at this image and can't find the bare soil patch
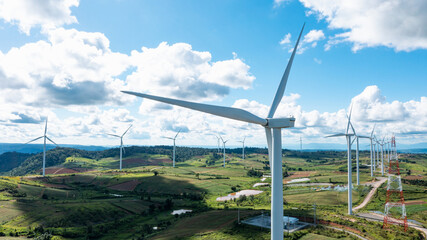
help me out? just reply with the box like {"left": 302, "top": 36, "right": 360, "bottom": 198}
{"left": 44, "top": 167, "right": 79, "bottom": 175}
{"left": 108, "top": 180, "right": 140, "bottom": 191}
{"left": 404, "top": 175, "right": 424, "bottom": 180}
{"left": 405, "top": 200, "right": 426, "bottom": 205}
{"left": 283, "top": 171, "right": 316, "bottom": 183}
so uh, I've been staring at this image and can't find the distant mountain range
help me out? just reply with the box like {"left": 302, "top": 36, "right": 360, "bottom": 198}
{"left": 0, "top": 143, "right": 108, "bottom": 155}
{"left": 1, "top": 142, "right": 426, "bottom": 155}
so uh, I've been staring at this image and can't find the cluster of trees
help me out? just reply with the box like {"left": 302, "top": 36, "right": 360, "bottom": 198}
{"left": 0, "top": 152, "right": 33, "bottom": 173}
{"left": 247, "top": 168, "right": 263, "bottom": 177}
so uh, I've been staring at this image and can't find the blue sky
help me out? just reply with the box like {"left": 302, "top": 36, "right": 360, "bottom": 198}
{"left": 0, "top": 0, "right": 426, "bottom": 148}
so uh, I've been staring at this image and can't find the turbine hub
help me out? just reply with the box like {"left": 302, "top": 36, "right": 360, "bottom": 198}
{"left": 266, "top": 117, "right": 295, "bottom": 128}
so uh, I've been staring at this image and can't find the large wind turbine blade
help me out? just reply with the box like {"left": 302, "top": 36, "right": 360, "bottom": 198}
{"left": 349, "top": 121, "right": 356, "bottom": 135}
{"left": 267, "top": 23, "right": 305, "bottom": 118}
{"left": 371, "top": 123, "right": 376, "bottom": 137}
{"left": 122, "top": 91, "right": 267, "bottom": 126}
{"left": 174, "top": 129, "right": 181, "bottom": 139}
{"left": 122, "top": 125, "right": 133, "bottom": 137}
{"left": 346, "top": 105, "right": 353, "bottom": 134}
{"left": 358, "top": 135, "right": 370, "bottom": 139}
{"left": 325, "top": 133, "right": 346, "bottom": 138}
{"left": 46, "top": 136, "right": 58, "bottom": 146}
{"left": 25, "top": 136, "right": 43, "bottom": 144}
{"left": 161, "top": 136, "right": 174, "bottom": 140}
{"left": 107, "top": 133, "right": 121, "bottom": 138}
{"left": 44, "top": 118, "right": 48, "bottom": 135}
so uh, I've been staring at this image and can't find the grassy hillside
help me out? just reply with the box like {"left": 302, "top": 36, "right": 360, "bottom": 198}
{"left": 0, "top": 149, "right": 425, "bottom": 239}
{"left": 0, "top": 152, "right": 33, "bottom": 173}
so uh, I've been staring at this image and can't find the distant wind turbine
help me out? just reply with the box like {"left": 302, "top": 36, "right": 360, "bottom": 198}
{"left": 122, "top": 23, "right": 305, "bottom": 240}
{"left": 326, "top": 109, "right": 355, "bottom": 215}
{"left": 25, "top": 118, "right": 58, "bottom": 177}
{"left": 359, "top": 124, "right": 376, "bottom": 177}
{"left": 349, "top": 122, "right": 369, "bottom": 185}
{"left": 214, "top": 135, "right": 221, "bottom": 153}
{"left": 300, "top": 136, "right": 302, "bottom": 151}
{"left": 219, "top": 135, "right": 229, "bottom": 167}
{"left": 237, "top": 137, "right": 246, "bottom": 160}
{"left": 108, "top": 125, "right": 132, "bottom": 171}
{"left": 163, "top": 129, "right": 181, "bottom": 168}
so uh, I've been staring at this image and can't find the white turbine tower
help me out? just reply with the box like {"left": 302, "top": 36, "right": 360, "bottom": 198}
{"left": 378, "top": 137, "right": 385, "bottom": 176}
{"left": 349, "top": 122, "right": 369, "bottom": 186}
{"left": 108, "top": 125, "right": 132, "bottom": 171}
{"left": 326, "top": 110, "right": 355, "bottom": 215}
{"left": 25, "top": 118, "right": 58, "bottom": 177}
{"left": 238, "top": 137, "right": 246, "bottom": 160}
{"left": 163, "top": 130, "right": 181, "bottom": 168}
{"left": 219, "top": 135, "right": 229, "bottom": 167}
{"left": 372, "top": 141, "right": 376, "bottom": 172}
{"left": 360, "top": 124, "right": 376, "bottom": 177}
{"left": 215, "top": 135, "right": 221, "bottom": 153}
{"left": 123, "top": 23, "right": 305, "bottom": 240}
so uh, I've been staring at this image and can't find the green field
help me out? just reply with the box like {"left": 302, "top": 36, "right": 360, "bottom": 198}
{"left": 0, "top": 149, "right": 425, "bottom": 239}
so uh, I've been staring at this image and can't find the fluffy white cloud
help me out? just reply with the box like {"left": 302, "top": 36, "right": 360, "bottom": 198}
{"left": 0, "top": 0, "right": 79, "bottom": 35}
{"left": 281, "top": 29, "right": 325, "bottom": 53}
{"left": 126, "top": 42, "right": 255, "bottom": 107}
{"left": 0, "top": 28, "right": 131, "bottom": 107}
{"left": 300, "top": 0, "right": 427, "bottom": 51}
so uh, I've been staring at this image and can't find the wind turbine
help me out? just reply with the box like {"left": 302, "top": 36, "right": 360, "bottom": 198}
{"left": 107, "top": 125, "right": 132, "bottom": 171}
{"left": 219, "top": 135, "right": 229, "bottom": 167}
{"left": 299, "top": 136, "right": 302, "bottom": 151}
{"left": 163, "top": 130, "right": 181, "bottom": 168}
{"left": 25, "top": 118, "right": 58, "bottom": 177}
{"left": 379, "top": 137, "right": 385, "bottom": 176}
{"left": 214, "top": 135, "right": 221, "bottom": 153}
{"left": 349, "top": 122, "right": 369, "bottom": 185}
{"left": 372, "top": 141, "right": 376, "bottom": 171}
{"left": 360, "top": 124, "right": 376, "bottom": 177}
{"left": 326, "top": 109, "right": 355, "bottom": 215}
{"left": 237, "top": 137, "right": 246, "bottom": 160}
{"left": 122, "top": 23, "right": 305, "bottom": 240}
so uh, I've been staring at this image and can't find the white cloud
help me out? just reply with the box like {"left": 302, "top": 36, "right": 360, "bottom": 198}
{"left": 274, "top": 0, "right": 290, "bottom": 8}
{"left": 126, "top": 42, "right": 255, "bottom": 106}
{"left": 303, "top": 29, "right": 325, "bottom": 43}
{"left": 300, "top": 0, "right": 427, "bottom": 51}
{"left": 282, "top": 29, "right": 325, "bottom": 54}
{"left": 0, "top": 28, "right": 131, "bottom": 107}
{"left": 0, "top": 0, "right": 79, "bottom": 35}
{"left": 280, "top": 33, "right": 292, "bottom": 45}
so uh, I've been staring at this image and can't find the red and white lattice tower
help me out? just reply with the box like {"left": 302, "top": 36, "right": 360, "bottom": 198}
{"left": 383, "top": 135, "right": 408, "bottom": 231}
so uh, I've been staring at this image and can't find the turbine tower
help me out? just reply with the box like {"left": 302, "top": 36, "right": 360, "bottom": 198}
{"left": 108, "top": 125, "right": 132, "bottom": 171}
{"left": 237, "top": 137, "right": 246, "bottom": 160}
{"left": 349, "top": 122, "right": 369, "bottom": 185}
{"left": 163, "top": 130, "right": 181, "bottom": 168}
{"left": 215, "top": 135, "right": 221, "bottom": 153}
{"left": 25, "top": 118, "right": 58, "bottom": 177}
{"left": 219, "top": 136, "right": 229, "bottom": 167}
{"left": 326, "top": 110, "right": 355, "bottom": 215}
{"left": 300, "top": 136, "right": 302, "bottom": 151}
{"left": 361, "top": 124, "right": 376, "bottom": 177}
{"left": 122, "top": 23, "right": 305, "bottom": 240}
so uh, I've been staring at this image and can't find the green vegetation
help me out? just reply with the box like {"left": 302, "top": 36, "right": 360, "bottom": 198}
{"left": 0, "top": 148, "right": 425, "bottom": 239}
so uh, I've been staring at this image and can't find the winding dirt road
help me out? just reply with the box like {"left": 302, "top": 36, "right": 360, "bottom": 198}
{"left": 353, "top": 177, "right": 387, "bottom": 212}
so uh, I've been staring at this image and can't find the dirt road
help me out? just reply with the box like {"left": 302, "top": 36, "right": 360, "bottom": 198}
{"left": 353, "top": 177, "right": 387, "bottom": 212}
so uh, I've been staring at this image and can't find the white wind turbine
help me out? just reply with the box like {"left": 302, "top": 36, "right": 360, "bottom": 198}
{"left": 360, "top": 124, "right": 376, "bottom": 177}
{"left": 326, "top": 110, "right": 355, "bottom": 215}
{"left": 122, "top": 23, "right": 305, "bottom": 240}
{"left": 349, "top": 122, "right": 369, "bottom": 185}
{"left": 219, "top": 135, "right": 229, "bottom": 167}
{"left": 237, "top": 137, "right": 246, "bottom": 160}
{"left": 379, "top": 137, "right": 386, "bottom": 176}
{"left": 25, "top": 118, "right": 58, "bottom": 177}
{"left": 215, "top": 135, "right": 221, "bottom": 153}
{"left": 163, "top": 130, "right": 181, "bottom": 168}
{"left": 107, "top": 125, "right": 132, "bottom": 171}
